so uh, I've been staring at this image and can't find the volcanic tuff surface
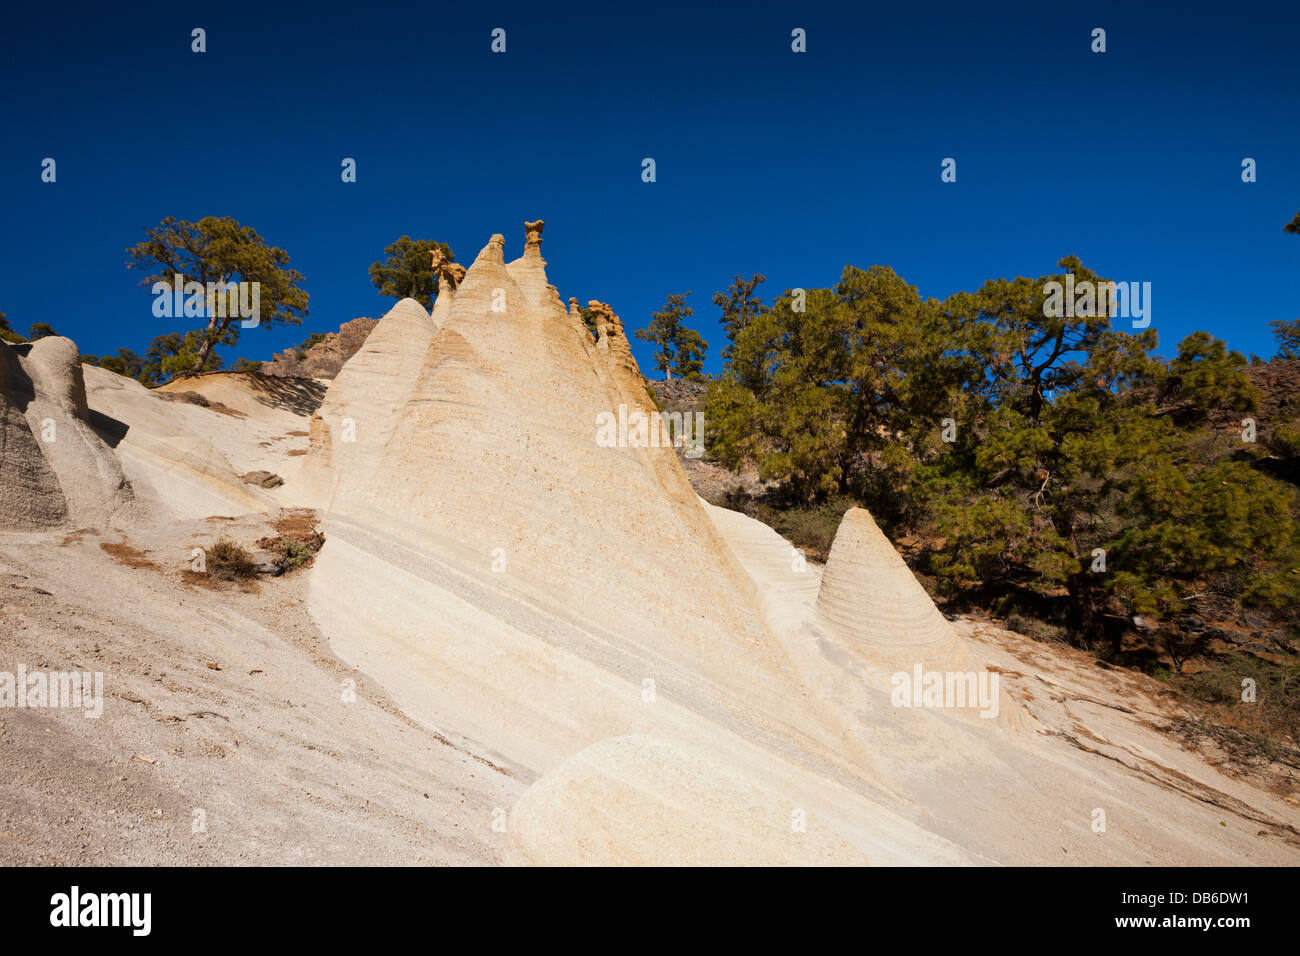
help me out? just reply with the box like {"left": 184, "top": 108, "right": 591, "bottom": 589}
{"left": 2, "top": 222, "right": 1298, "bottom": 865}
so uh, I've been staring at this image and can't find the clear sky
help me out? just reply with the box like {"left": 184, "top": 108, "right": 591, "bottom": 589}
{"left": 2, "top": 0, "right": 1297, "bottom": 374}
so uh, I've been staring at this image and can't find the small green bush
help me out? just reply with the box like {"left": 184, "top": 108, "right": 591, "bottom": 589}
{"left": 280, "top": 539, "right": 315, "bottom": 571}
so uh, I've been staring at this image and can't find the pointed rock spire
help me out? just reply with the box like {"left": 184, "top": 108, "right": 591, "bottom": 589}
{"left": 816, "top": 507, "right": 972, "bottom": 672}
{"left": 507, "top": 221, "right": 551, "bottom": 304}
{"left": 476, "top": 234, "right": 507, "bottom": 266}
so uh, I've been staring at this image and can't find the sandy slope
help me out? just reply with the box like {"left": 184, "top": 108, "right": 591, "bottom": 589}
{"left": 2, "top": 222, "right": 1297, "bottom": 866}
{"left": 0, "top": 517, "right": 517, "bottom": 865}
{"left": 85, "top": 368, "right": 323, "bottom": 520}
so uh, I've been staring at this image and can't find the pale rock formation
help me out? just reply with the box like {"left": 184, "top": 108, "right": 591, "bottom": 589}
{"left": 504, "top": 222, "right": 553, "bottom": 308}
{"left": 0, "top": 337, "right": 134, "bottom": 529}
{"left": 429, "top": 247, "right": 467, "bottom": 328}
{"left": 524, "top": 218, "right": 545, "bottom": 247}
{"left": 816, "top": 507, "right": 973, "bottom": 672}
{"left": 304, "top": 222, "right": 1018, "bottom": 863}
{"left": 504, "top": 735, "right": 972, "bottom": 866}
{"left": 22, "top": 217, "right": 1282, "bottom": 865}
{"left": 84, "top": 368, "right": 295, "bottom": 520}
{"left": 310, "top": 226, "right": 797, "bottom": 745}
{"left": 297, "top": 297, "right": 435, "bottom": 509}
{"left": 811, "top": 506, "right": 1028, "bottom": 727}
{"left": 430, "top": 246, "right": 466, "bottom": 295}
{"left": 589, "top": 300, "right": 615, "bottom": 352}
{"left": 0, "top": 342, "right": 67, "bottom": 529}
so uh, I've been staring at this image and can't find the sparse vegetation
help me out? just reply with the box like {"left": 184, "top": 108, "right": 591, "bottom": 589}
{"left": 99, "top": 541, "right": 160, "bottom": 570}
{"left": 255, "top": 509, "right": 324, "bottom": 573}
{"left": 207, "top": 538, "right": 258, "bottom": 580}
{"left": 1159, "top": 655, "right": 1300, "bottom": 771}
{"left": 279, "top": 538, "right": 315, "bottom": 571}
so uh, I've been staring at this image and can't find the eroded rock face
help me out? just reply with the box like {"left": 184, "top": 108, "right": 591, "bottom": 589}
{"left": 296, "top": 298, "right": 435, "bottom": 509}
{"left": 307, "top": 222, "right": 789, "bottom": 765}
{"left": 524, "top": 219, "right": 545, "bottom": 247}
{"left": 816, "top": 507, "right": 971, "bottom": 671}
{"left": 0, "top": 342, "right": 67, "bottom": 529}
{"left": 588, "top": 300, "right": 616, "bottom": 350}
{"left": 305, "top": 220, "right": 996, "bottom": 865}
{"left": 0, "top": 337, "right": 135, "bottom": 529}
{"left": 430, "top": 246, "right": 466, "bottom": 294}
{"left": 262, "top": 317, "right": 379, "bottom": 380}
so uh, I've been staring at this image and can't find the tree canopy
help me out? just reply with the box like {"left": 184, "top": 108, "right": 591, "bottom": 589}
{"left": 635, "top": 292, "right": 703, "bottom": 381}
{"left": 1271, "top": 211, "right": 1300, "bottom": 356}
{"left": 0, "top": 312, "right": 23, "bottom": 345}
{"left": 713, "top": 273, "right": 767, "bottom": 385}
{"left": 704, "top": 256, "right": 1300, "bottom": 646}
{"left": 126, "top": 216, "right": 309, "bottom": 377}
{"left": 368, "top": 236, "right": 453, "bottom": 310}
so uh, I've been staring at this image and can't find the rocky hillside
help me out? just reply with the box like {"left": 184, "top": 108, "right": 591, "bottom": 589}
{"left": 261, "top": 316, "right": 378, "bottom": 379}
{"left": 647, "top": 376, "right": 770, "bottom": 502}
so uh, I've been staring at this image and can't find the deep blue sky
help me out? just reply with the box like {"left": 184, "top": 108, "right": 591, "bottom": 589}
{"left": 2, "top": 0, "right": 1297, "bottom": 374}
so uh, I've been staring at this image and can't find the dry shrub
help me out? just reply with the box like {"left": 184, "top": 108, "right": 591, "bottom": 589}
{"left": 100, "top": 542, "right": 160, "bottom": 571}
{"left": 207, "top": 538, "right": 258, "bottom": 580}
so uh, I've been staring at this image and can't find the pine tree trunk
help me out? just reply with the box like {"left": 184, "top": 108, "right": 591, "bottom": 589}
{"left": 191, "top": 315, "right": 221, "bottom": 375}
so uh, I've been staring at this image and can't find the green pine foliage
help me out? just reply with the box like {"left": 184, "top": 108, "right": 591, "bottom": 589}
{"left": 367, "top": 236, "right": 452, "bottom": 311}
{"left": 126, "top": 216, "right": 309, "bottom": 377}
{"left": 635, "top": 292, "right": 702, "bottom": 381}
{"left": 705, "top": 256, "right": 1300, "bottom": 644}
{"left": 0, "top": 312, "right": 24, "bottom": 345}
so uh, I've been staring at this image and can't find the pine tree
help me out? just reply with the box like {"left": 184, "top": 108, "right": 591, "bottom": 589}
{"left": 635, "top": 292, "right": 695, "bottom": 381}
{"left": 368, "top": 236, "right": 453, "bottom": 310}
{"left": 126, "top": 216, "right": 309, "bottom": 375}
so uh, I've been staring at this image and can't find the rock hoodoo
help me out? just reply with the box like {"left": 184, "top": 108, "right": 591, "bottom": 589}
{"left": 0, "top": 336, "right": 134, "bottom": 529}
